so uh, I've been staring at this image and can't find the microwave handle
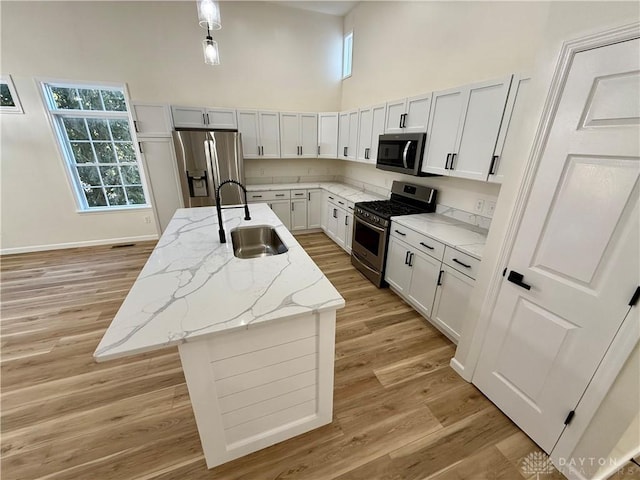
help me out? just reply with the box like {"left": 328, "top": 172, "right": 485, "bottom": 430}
{"left": 402, "top": 141, "right": 412, "bottom": 169}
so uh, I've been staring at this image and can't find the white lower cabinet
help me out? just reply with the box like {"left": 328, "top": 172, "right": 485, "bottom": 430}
{"left": 290, "top": 198, "right": 308, "bottom": 231}
{"left": 385, "top": 222, "right": 478, "bottom": 345}
{"left": 269, "top": 199, "right": 292, "bottom": 229}
{"left": 323, "top": 194, "right": 353, "bottom": 253}
{"left": 248, "top": 188, "right": 325, "bottom": 232}
{"left": 308, "top": 189, "right": 322, "bottom": 229}
{"left": 431, "top": 264, "right": 474, "bottom": 343}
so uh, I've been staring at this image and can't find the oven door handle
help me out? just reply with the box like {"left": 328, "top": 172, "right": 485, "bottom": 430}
{"left": 355, "top": 216, "right": 386, "bottom": 234}
{"left": 402, "top": 141, "right": 411, "bottom": 169}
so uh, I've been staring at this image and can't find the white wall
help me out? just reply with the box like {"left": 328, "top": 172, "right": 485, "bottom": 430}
{"left": 0, "top": 1, "right": 343, "bottom": 252}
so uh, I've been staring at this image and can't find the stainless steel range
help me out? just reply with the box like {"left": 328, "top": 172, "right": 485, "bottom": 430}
{"left": 351, "top": 181, "right": 437, "bottom": 287}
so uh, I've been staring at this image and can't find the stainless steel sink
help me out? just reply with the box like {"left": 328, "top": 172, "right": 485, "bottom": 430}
{"left": 230, "top": 226, "right": 288, "bottom": 259}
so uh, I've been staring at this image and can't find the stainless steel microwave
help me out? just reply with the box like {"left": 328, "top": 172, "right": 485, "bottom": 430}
{"left": 376, "top": 133, "right": 430, "bottom": 176}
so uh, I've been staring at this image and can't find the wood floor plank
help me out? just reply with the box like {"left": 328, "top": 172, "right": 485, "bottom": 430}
{"left": 1, "top": 233, "right": 538, "bottom": 480}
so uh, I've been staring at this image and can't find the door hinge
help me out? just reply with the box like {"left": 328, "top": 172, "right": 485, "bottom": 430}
{"left": 628, "top": 286, "right": 640, "bottom": 307}
{"left": 564, "top": 410, "right": 575, "bottom": 426}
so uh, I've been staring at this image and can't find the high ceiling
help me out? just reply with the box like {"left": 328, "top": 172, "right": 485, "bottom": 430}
{"left": 270, "top": 1, "right": 358, "bottom": 17}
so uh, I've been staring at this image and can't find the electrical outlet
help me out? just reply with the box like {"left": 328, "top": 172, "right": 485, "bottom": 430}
{"left": 260, "top": 168, "right": 265, "bottom": 175}
{"left": 474, "top": 199, "right": 485, "bottom": 214}
{"left": 144, "top": 216, "right": 151, "bottom": 224}
{"left": 486, "top": 201, "right": 496, "bottom": 217}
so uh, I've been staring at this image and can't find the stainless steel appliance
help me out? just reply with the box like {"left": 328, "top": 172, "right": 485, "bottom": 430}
{"left": 173, "top": 129, "right": 245, "bottom": 207}
{"left": 351, "top": 181, "right": 437, "bottom": 287}
{"left": 376, "top": 133, "right": 433, "bottom": 176}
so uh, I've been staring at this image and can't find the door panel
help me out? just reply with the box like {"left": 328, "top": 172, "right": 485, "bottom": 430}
{"left": 347, "top": 111, "right": 358, "bottom": 160}
{"left": 280, "top": 113, "right": 300, "bottom": 158}
{"left": 432, "top": 265, "right": 474, "bottom": 344}
{"left": 300, "top": 114, "right": 318, "bottom": 158}
{"left": 474, "top": 38, "right": 640, "bottom": 453}
{"left": 357, "top": 108, "right": 373, "bottom": 161}
{"left": 370, "top": 105, "right": 387, "bottom": 162}
{"left": 406, "top": 251, "right": 440, "bottom": 318}
{"left": 404, "top": 94, "right": 431, "bottom": 133}
{"left": 206, "top": 108, "right": 237, "bottom": 129}
{"left": 237, "top": 110, "right": 260, "bottom": 158}
{"left": 318, "top": 113, "right": 338, "bottom": 158}
{"left": 385, "top": 99, "right": 407, "bottom": 134}
{"left": 385, "top": 237, "right": 412, "bottom": 293}
{"left": 259, "top": 112, "right": 281, "bottom": 158}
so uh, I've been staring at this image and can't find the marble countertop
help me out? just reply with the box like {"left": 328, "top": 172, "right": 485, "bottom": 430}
{"left": 247, "top": 182, "right": 384, "bottom": 204}
{"left": 94, "top": 203, "right": 345, "bottom": 362}
{"left": 391, "top": 213, "right": 488, "bottom": 260}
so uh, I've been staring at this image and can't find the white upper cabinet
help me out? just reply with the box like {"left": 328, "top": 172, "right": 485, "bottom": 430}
{"left": 237, "top": 110, "right": 281, "bottom": 159}
{"left": 384, "top": 93, "right": 431, "bottom": 134}
{"left": 356, "top": 103, "right": 386, "bottom": 163}
{"left": 338, "top": 110, "right": 358, "bottom": 160}
{"left": 131, "top": 103, "right": 173, "bottom": 137}
{"left": 171, "top": 106, "right": 237, "bottom": 129}
{"left": 421, "top": 75, "right": 513, "bottom": 180}
{"left": 318, "top": 113, "right": 339, "bottom": 158}
{"left": 280, "top": 112, "right": 318, "bottom": 158}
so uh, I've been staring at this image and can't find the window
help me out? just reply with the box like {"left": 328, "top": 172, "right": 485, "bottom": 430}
{"left": 1, "top": 75, "right": 24, "bottom": 113}
{"left": 342, "top": 31, "right": 353, "bottom": 79}
{"left": 41, "top": 82, "right": 149, "bottom": 210}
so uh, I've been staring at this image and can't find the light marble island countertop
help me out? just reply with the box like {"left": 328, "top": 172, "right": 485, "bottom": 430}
{"left": 94, "top": 203, "right": 345, "bottom": 362}
{"left": 391, "top": 213, "right": 488, "bottom": 260}
{"left": 247, "top": 182, "right": 384, "bottom": 204}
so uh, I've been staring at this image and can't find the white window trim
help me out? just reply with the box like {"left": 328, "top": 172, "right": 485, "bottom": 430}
{"left": 1, "top": 74, "right": 24, "bottom": 114}
{"left": 342, "top": 31, "right": 353, "bottom": 80}
{"left": 36, "top": 78, "right": 153, "bottom": 213}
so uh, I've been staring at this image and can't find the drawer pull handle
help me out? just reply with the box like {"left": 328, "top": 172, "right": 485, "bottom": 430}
{"left": 437, "top": 270, "right": 444, "bottom": 286}
{"left": 338, "top": 201, "right": 344, "bottom": 205}
{"left": 275, "top": 194, "right": 285, "bottom": 197}
{"left": 328, "top": 196, "right": 334, "bottom": 200}
{"left": 419, "top": 242, "right": 434, "bottom": 250}
{"left": 453, "top": 258, "right": 471, "bottom": 269}
{"left": 394, "top": 229, "right": 406, "bottom": 236}
{"left": 408, "top": 252, "right": 414, "bottom": 267}
{"left": 404, "top": 251, "right": 410, "bottom": 265}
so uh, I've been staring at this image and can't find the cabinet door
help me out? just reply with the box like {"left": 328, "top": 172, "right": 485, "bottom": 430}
{"left": 326, "top": 201, "right": 339, "bottom": 239}
{"left": 171, "top": 106, "right": 206, "bottom": 128}
{"left": 258, "top": 112, "right": 281, "bottom": 158}
{"left": 356, "top": 107, "right": 373, "bottom": 162}
{"left": 338, "top": 112, "right": 350, "bottom": 159}
{"left": 345, "top": 211, "right": 354, "bottom": 253}
{"left": 406, "top": 250, "right": 440, "bottom": 318}
{"left": 206, "top": 108, "right": 237, "bottom": 129}
{"left": 300, "top": 114, "right": 318, "bottom": 158}
{"left": 237, "top": 110, "right": 260, "bottom": 158}
{"left": 139, "top": 138, "right": 183, "bottom": 232}
{"left": 290, "top": 198, "right": 308, "bottom": 231}
{"left": 404, "top": 93, "right": 431, "bottom": 133}
{"left": 384, "top": 99, "right": 407, "bottom": 133}
{"left": 132, "top": 103, "right": 172, "bottom": 137}
{"left": 318, "top": 113, "right": 339, "bottom": 158}
{"left": 308, "top": 189, "right": 323, "bottom": 229}
{"left": 269, "top": 200, "right": 291, "bottom": 229}
{"left": 451, "top": 75, "right": 512, "bottom": 181}
{"left": 421, "top": 87, "right": 466, "bottom": 175}
{"left": 334, "top": 207, "right": 347, "bottom": 249}
{"left": 488, "top": 76, "right": 531, "bottom": 184}
{"left": 280, "top": 112, "right": 300, "bottom": 157}
{"left": 431, "top": 265, "right": 474, "bottom": 344}
{"left": 369, "top": 104, "right": 387, "bottom": 162}
{"left": 347, "top": 111, "right": 358, "bottom": 161}
{"left": 384, "top": 237, "right": 412, "bottom": 293}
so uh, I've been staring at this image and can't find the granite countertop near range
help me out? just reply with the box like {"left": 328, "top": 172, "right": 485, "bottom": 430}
{"left": 391, "top": 213, "right": 488, "bottom": 260}
{"left": 246, "top": 182, "right": 384, "bottom": 204}
{"left": 94, "top": 203, "right": 345, "bottom": 362}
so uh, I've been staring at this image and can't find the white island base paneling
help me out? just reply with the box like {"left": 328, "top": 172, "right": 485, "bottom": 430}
{"left": 178, "top": 310, "right": 336, "bottom": 469}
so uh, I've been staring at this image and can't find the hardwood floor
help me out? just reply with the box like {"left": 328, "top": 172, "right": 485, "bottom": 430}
{"left": 2, "top": 233, "right": 566, "bottom": 479}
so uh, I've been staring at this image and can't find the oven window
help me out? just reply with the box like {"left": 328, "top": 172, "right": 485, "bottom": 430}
{"left": 355, "top": 221, "right": 381, "bottom": 255}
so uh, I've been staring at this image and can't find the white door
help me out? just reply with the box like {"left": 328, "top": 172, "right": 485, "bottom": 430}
{"left": 269, "top": 200, "right": 291, "bottom": 229}
{"left": 171, "top": 106, "right": 206, "bottom": 129}
{"left": 406, "top": 250, "right": 440, "bottom": 318}
{"left": 385, "top": 237, "right": 412, "bottom": 293}
{"left": 346, "top": 111, "right": 358, "bottom": 160}
{"left": 356, "top": 107, "right": 373, "bottom": 162}
{"left": 474, "top": 38, "right": 640, "bottom": 453}
{"left": 432, "top": 264, "right": 474, "bottom": 344}
{"left": 384, "top": 99, "right": 407, "bottom": 133}
{"left": 280, "top": 112, "right": 300, "bottom": 157}
{"left": 290, "top": 198, "right": 308, "bottom": 231}
{"left": 139, "top": 138, "right": 183, "bottom": 232}
{"left": 236, "top": 110, "right": 260, "bottom": 158}
{"left": 308, "top": 189, "right": 322, "bottom": 229}
{"left": 206, "top": 108, "right": 237, "bottom": 129}
{"left": 259, "top": 112, "right": 281, "bottom": 158}
{"left": 404, "top": 93, "right": 431, "bottom": 133}
{"left": 299, "top": 114, "right": 318, "bottom": 158}
{"left": 421, "top": 87, "right": 466, "bottom": 175}
{"left": 338, "top": 112, "right": 350, "bottom": 159}
{"left": 369, "top": 104, "right": 387, "bottom": 162}
{"left": 318, "top": 113, "right": 338, "bottom": 158}
{"left": 132, "top": 103, "right": 172, "bottom": 136}
{"left": 450, "top": 76, "right": 512, "bottom": 181}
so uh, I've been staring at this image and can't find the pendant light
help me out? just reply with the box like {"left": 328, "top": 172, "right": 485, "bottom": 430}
{"left": 203, "top": 29, "right": 220, "bottom": 65}
{"left": 197, "top": 0, "right": 221, "bottom": 30}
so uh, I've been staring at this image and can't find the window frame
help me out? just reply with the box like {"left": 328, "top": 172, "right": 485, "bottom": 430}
{"left": 38, "top": 78, "right": 152, "bottom": 213}
{"left": 342, "top": 30, "right": 353, "bottom": 80}
{"left": 0, "top": 75, "right": 24, "bottom": 114}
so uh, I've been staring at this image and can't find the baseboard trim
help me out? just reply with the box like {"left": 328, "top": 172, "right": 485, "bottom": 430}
{"left": 450, "top": 358, "right": 471, "bottom": 382}
{"left": 0, "top": 234, "right": 159, "bottom": 255}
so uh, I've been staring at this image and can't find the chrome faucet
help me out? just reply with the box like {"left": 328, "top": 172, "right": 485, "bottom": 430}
{"left": 215, "top": 180, "right": 251, "bottom": 244}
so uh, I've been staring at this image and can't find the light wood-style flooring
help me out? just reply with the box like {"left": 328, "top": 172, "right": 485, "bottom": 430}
{"left": 1, "top": 233, "right": 585, "bottom": 479}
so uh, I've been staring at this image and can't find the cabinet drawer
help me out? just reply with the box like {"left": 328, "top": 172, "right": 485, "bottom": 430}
{"left": 390, "top": 224, "right": 445, "bottom": 261}
{"left": 443, "top": 247, "right": 480, "bottom": 279}
{"left": 248, "top": 190, "right": 291, "bottom": 202}
{"left": 291, "top": 189, "right": 307, "bottom": 199}
{"left": 327, "top": 195, "right": 348, "bottom": 208}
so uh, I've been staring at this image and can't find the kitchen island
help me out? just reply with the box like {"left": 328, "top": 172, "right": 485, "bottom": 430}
{"left": 94, "top": 203, "right": 345, "bottom": 468}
